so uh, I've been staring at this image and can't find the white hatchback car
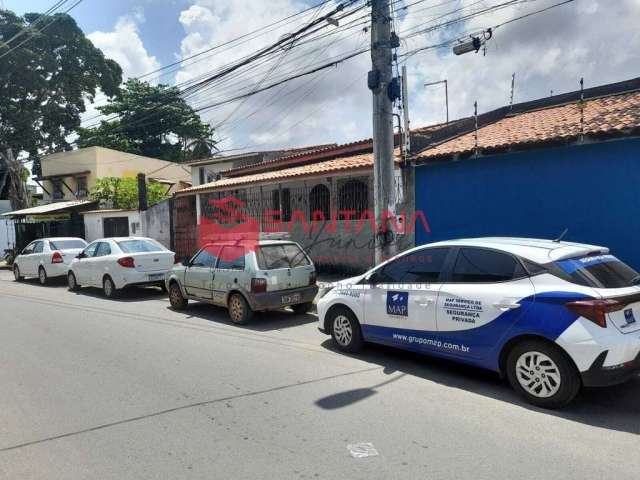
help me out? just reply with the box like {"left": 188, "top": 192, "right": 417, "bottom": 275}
{"left": 67, "top": 237, "right": 175, "bottom": 298}
{"left": 317, "top": 237, "right": 640, "bottom": 408}
{"left": 13, "top": 237, "right": 88, "bottom": 285}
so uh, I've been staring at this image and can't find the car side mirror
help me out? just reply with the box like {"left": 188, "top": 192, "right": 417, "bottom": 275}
{"left": 76, "top": 252, "right": 86, "bottom": 259}
{"left": 365, "top": 271, "right": 380, "bottom": 285}
{"left": 181, "top": 256, "right": 191, "bottom": 266}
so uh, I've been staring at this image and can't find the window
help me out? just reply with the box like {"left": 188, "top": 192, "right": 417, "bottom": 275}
{"left": 256, "top": 243, "right": 311, "bottom": 270}
{"left": 377, "top": 248, "right": 450, "bottom": 283}
{"left": 552, "top": 254, "right": 640, "bottom": 289}
{"left": 190, "top": 245, "right": 220, "bottom": 268}
{"left": 95, "top": 242, "right": 112, "bottom": 257}
{"left": 33, "top": 241, "right": 44, "bottom": 254}
{"left": 117, "top": 239, "right": 166, "bottom": 253}
{"left": 271, "top": 188, "right": 291, "bottom": 222}
{"left": 217, "top": 246, "right": 245, "bottom": 270}
{"left": 75, "top": 176, "right": 88, "bottom": 197}
{"left": 51, "top": 179, "right": 65, "bottom": 200}
{"left": 309, "top": 184, "right": 331, "bottom": 221}
{"left": 49, "top": 239, "right": 87, "bottom": 250}
{"left": 22, "top": 242, "right": 36, "bottom": 255}
{"left": 451, "top": 248, "right": 525, "bottom": 283}
{"left": 338, "top": 180, "right": 368, "bottom": 218}
{"left": 83, "top": 243, "right": 99, "bottom": 257}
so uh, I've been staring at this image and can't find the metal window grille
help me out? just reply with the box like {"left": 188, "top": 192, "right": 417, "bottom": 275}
{"left": 338, "top": 179, "right": 368, "bottom": 217}
{"left": 308, "top": 184, "right": 330, "bottom": 221}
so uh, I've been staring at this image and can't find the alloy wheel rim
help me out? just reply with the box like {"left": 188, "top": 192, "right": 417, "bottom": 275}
{"left": 13, "top": 267, "right": 19, "bottom": 280}
{"left": 333, "top": 315, "right": 353, "bottom": 346}
{"left": 39, "top": 269, "right": 46, "bottom": 283}
{"left": 104, "top": 279, "right": 113, "bottom": 296}
{"left": 69, "top": 274, "right": 76, "bottom": 289}
{"left": 170, "top": 286, "right": 181, "bottom": 305}
{"left": 515, "top": 351, "right": 561, "bottom": 398}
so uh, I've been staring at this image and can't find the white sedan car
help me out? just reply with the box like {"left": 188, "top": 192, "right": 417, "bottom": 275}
{"left": 317, "top": 237, "right": 640, "bottom": 409}
{"left": 13, "top": 237, "right": 88, "bottom": 285}
{"left": 67, "top": 237, "right": 175, "bottom": 298}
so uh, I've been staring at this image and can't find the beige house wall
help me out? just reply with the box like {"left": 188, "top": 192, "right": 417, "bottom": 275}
{"left": 40, "top": 147, "right": 191, "bottom": 202}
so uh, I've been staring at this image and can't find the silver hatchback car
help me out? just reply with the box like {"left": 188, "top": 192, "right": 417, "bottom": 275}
{"left": 165, "top": 240, "right": 318, "bottom": 324}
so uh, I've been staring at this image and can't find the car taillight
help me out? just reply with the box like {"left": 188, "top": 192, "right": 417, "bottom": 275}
{"left": 251, "top": 278, "right": 267, "bottom": 293}
{"left": 117, "top": 257, "right": 135, "bottom": 268}
{"left": 51, "top": 252, "right": 63, "bottom": 264}
{"left": 565, "top": 299, "right": 623, "bottom": 328}
{"left": 309, "top": 271, "right": 317, "bottom": 285}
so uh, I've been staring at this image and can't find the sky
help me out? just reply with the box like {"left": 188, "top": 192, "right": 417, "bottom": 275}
{"left": 6, "top": 0, "right": 640, "bottom": 153}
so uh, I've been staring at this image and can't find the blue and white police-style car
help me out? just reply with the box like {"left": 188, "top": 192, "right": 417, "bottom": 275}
{"left": 317, "top": 238, "right": 640, "bottom": 408}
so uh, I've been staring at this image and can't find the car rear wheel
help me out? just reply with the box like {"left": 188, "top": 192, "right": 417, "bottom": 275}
{"left": 38, "top": 267, "right": 48, "bottom": 285}
{"left": 169, "top": 283, "right": 188, "bottom": 310}
{"left": 291, "top": 302, "right": 313, "bottom": 314}
{"left": 68, "top": 272, "right": 80, "bottom": 291}
{"left": 330, "top": 307, "right": 363, "bottom": 353}
{"left": 228, "top": 293, "right": 253, "bottom": 325}
{"left": 103, "top": 276, "right": 117, "bottom": 298}
{"left": 13, "top": 265, "right": 23, "bottom": 281}
{"left": 506, "top": 340, "right": 580, "bottom": 409}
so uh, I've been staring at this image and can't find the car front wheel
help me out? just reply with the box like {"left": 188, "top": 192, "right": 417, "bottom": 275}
{"left": 329, "top": 307, "right": 363, "bottom": 353}
{"left": 169, "top": 283, "right": 188, "bottom": 310}
{"left": 228, "top": 293, "right": 253, "bottom": 325}
{"left": 13, "top": 265, "right": 23, "bottom": 281}
{"left": 68, "top": 272, "right": 80, "bottom": 291}
{"left": 506, "top": 340, "right": 580, "bottom": 409}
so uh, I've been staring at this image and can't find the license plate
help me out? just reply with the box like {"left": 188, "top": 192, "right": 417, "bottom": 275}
{"left": 148, "top": 274, "right": 164, "bottom": 281}
{"left": 281, "top": 293, "right": 301, "bottom": 304}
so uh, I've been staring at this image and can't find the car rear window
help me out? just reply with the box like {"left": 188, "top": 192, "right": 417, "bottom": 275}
{"left": 256, "top": 244, "right": 310, "bottom": 270}
{"left": 49, "top": 240, "right": 87, "bottom": 250}
{"left": 553, "top": 254, "right": 640, "bottom": 288}
{"left": 117, "top": 239, "right": 166, "bottom": 253}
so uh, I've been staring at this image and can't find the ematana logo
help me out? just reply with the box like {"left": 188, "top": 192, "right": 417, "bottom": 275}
{"left": 387, "top": 291, "right": 409, "bottom": 316}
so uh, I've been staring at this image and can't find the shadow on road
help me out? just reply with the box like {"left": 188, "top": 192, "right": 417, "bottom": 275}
{"left": 179, "top": 301, "right": 318, "bottom": 331}
{"left": 316, "top": 339, "right": 640, "bottom": 435}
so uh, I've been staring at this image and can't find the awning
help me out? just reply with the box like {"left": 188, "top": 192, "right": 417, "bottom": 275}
{"left": 32, "top": 170, "right": 91, "bottom": 181}
{"left": 1, "top": 200, "right": 98, "bottom": 218}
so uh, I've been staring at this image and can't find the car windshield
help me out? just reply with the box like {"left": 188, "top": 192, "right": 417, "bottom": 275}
{"left": 49, "top": 240, "right": 87, "bottom": 250}
{"left": 117, "top": 239, "right": 166, "bottom": 253}
{"left": 553, "top": 254, "right": 640, "bottom": 288}
{"left": 256, "top": 244, "right": 310, "bottom": 269}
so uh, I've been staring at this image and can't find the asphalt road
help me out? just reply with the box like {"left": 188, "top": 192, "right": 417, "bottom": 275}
{"left": 1, "top": 269, "right": 639, "bottom": 480}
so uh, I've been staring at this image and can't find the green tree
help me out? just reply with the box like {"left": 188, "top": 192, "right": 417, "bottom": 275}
{"left": 77, "top": 79, "right": 218, "bottom": 162}
{"left": 0, "top": 10, "right": 122, "bottom": 176}
{"left": 90, "top": 177, "right": 169, "bottom": 210}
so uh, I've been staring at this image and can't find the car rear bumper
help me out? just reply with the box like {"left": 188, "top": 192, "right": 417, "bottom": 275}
{"left": 250, "top": 285, "right": 319, "bottom": 310}
{"left": 115, "top": 270, "right": 170, "bottom": 289}
{"left": 46, "top": 263, "right": 71, "bottom": 278}
{"left": 581, "top": 351, "right": 640, "bottom": 387}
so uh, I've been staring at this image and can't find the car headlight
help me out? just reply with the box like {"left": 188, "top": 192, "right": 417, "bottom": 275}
{"left": 318, "top": 285, "right": 335, "bottom": 300}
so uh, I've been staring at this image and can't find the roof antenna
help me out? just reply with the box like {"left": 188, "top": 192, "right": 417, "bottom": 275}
{"left": 554, "top": 228, "right": 569, "bottom": 242}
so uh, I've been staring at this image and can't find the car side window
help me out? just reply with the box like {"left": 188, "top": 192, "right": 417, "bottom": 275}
{"left": 217, "top": 246, "right": 245, "bottom": 270}
{"left": 190, "top": 245, "right": 220, "bottom": 268}
{"left": 83, "top": 243, "right": 99, "bottom": 258}
{"left": 95, "top": 242, "right": 112, "bottom": 257}
{"left": 451, "top": 248, "right": 526, "bottom": 283}
{"left": 33, "top": 241, "right": 44, "bottom": 254}
{"left": 22, "top": 243, "right": 35, "bottom": 255}
{"left": 377, "top": 248, "right": 450, "bottom": 283}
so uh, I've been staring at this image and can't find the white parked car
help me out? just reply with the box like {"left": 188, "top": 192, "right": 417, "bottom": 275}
{"left": 317, "top": 237, "right": 640, "bottom": 409}
{"left": 13, "top": 237, "right": 88, "bottom": 285}
{"left": 67, "top": 237, "right": 175, "bottom": 298}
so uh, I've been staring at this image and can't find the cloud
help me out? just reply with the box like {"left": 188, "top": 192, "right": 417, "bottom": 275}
{"left": 88, "top": 15, "right": 160, "bottom": 80}
{"left": 173, "top": 0, "right": 640, "bottom": 151}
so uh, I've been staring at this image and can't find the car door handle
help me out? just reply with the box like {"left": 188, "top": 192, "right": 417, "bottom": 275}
{"left": 493, "top": 302, "right": 521, "bottom": 311}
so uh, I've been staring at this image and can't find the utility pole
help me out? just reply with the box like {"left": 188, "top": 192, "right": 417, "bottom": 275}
{"left": 369, "top": 0, "right": 396, "bottom": 265}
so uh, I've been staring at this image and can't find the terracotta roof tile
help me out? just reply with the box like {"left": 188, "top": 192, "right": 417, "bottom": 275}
{"left": 416, "top": 91, "right": 640, "bottom": 160}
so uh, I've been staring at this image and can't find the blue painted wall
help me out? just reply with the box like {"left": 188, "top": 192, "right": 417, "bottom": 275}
{"left": 415, "top": 138, "right": 640, "bottom": 268}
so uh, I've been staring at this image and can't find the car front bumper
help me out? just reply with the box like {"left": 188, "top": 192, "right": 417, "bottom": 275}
{"left": 250, "top": 285, "right": 319, "bottom": 311}
{"left": 581, "top": 351, "right": 640, "bottom": 387}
